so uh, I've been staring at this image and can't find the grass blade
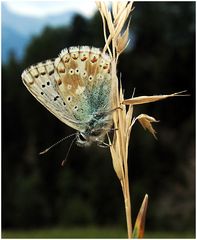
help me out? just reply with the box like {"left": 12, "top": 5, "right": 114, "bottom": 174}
{"left": 132, "top": 194, "right": 148, "bottom": 238}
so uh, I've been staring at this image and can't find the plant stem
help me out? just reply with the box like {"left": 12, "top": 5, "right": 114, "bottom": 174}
{"left": 121, "top": 171, "right": 132, "bottom": 238}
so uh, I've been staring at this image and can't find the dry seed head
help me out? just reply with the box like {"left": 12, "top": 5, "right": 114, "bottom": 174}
{"left": 116, "top": 20, "right": 130, "bottom": 54}
{"left": 110, "top": 145, "right": 124, "bottom": 180}
{"left": 123, "top": 91, "right": 189, "bottom": 105}
{"left": 106, "top": 11, "right": 115, "bottom": 36}
{"left": 126, "top": 1, "right": 134, "bottom": 17}
{"left": 113, "top": 9, "right": 129, "bottom": 42}
{"left": 100, "top": 1, "right": 109, "bottom": 19}
{"left": 136, "top": 114, "right": 159, "bottom": 139}
{"left": 117, "top": 1, "right": 129, "bottom": 13}
{"left": 112, "top": 1, "right": 118, "bottom": 19}
{"left": 95, "top": 1, "right": 101, "bottom": 10}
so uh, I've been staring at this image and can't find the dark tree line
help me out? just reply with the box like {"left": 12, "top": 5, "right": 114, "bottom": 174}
{"left": 2, "top": 2, "right": 195, "bottom": 233}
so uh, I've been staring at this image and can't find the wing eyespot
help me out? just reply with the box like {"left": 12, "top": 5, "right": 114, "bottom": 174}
{"left": 88, "top": 75, "right": 93, "bottom": 81}
{"left": 75, "top": 68, "right": 80, "bottom": 75}
{"left": 69, "top": 69, "right": 74, "bottom": 75}
{"left": 67, "top": 96, "right": 72, "bottom": 102}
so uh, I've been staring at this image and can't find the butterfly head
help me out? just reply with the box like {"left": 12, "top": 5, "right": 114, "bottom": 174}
{"left": 76, "top": 130, "right": 104, "bottom": 147}
{"left": 76, "top": 128, "right": 107, "bottom": 147}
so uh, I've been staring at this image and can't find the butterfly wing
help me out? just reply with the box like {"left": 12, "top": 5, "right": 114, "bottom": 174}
{"left": 54, "top": 46, "right": 112, "bottom": 124}
{"left": 22, "top": 46, "right": 112, "bottom": 134}
{"left": 21, "top": 60, "right": 84, "bottom": 132}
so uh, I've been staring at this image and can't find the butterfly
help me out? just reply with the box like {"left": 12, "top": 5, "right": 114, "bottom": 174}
{"left": 21, "top": 46, "right": 113, "bottom": 147}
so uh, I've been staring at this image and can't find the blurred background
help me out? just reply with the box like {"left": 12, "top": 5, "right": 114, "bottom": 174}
{"left": 2, "top": 1, "right": 195, "bottom": 238}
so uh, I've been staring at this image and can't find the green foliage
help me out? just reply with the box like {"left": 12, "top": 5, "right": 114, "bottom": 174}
{"left": 2, "top": 228, "right": 195, "bottom": 239}
{"left": 2, "top": 2, "right": 195, "bottom": 233}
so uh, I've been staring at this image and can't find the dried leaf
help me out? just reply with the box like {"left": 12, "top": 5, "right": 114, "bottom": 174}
{"left": 100, "top": 1, "right": 108, "bottom": 18}
{"left": 117, "top": 1, "right": 128, "bottom": 14}
{"left": 114, "top": 2, "right": 131, "bottom": 26}
{"left": 132, "top": 194, "right": 148, "bottom": 238}
{"left": 95, "top": 1, "right": 101, "bottom": 10}
{"left": 123, "top": 91, "right": 189, "bottom": 106}
{"left": 114, "top": 9, "right": 128, "bottom": 40}
{"left": 137, "top": 114, "right": 159, "bottom": 139}
{"left": 110, "top": 145, "right": 124, "bottom": 180}
{"left": 116, "top": 19, "right": 130, "bottom": 54}
{"left": 112, "top": 1, "right": 118, "bottom": 20}
{"left": 126, "top": 1, "right": 135, "bottom": 17}
{"left": 106, "top": 10, "right": 115, "bottom": 36}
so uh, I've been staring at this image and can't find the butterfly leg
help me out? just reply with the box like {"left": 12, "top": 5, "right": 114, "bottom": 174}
{"left": 97, "top": 141, "right": 111, "bottom": 148}
{"left": 97, "top": 128, "right": 118, "bottom": 148}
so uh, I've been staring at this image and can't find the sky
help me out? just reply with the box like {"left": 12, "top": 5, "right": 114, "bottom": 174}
{"left": 4, "top": 1, "right": 97, "bottom": 18}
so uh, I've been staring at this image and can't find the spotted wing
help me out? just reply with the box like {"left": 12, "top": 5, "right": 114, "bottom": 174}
{"left": 54, "top": 46, "right": 113, "bottom": 124}
{"left": 21, "top": 60, "right": 84, "bottom": 132}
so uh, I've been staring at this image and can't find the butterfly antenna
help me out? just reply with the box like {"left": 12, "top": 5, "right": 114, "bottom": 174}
{"left": 39, "top": 133, "right": 77, "bottom": 155}
{"left": 61, "top": 135, "right": 77, "bottom": 166}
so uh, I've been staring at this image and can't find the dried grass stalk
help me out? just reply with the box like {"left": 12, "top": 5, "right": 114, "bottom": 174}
{"left": 96, "top": 1, "right": 187, "bottom": 238}
{"left": 97, "top": 2, "right": 135, "bottom": 237}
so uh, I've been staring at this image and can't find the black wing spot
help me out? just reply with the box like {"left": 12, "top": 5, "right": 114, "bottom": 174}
{"left": 74, "top": 105, "right": 78, "bottom": 111}
{"left": 54, "top": 96, "right": 59, "bottom": 101}
{"left": 42, "top": 84, "right": 45, "bottom": 88}
{"left": 41, "top": 92, "right": 44, "bottom": 95}
{"left": 67, "top": 96, "right": 72, "bottom": 102}
{"left": 47, "top": 81, "right": 50, "bottom": 86}
{"left": 49, "top": 69, "right": 55, "bottom": 75}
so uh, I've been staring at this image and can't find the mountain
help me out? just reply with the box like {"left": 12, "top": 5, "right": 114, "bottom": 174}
{"left": 2, "top": 3, "right": 75, "bottom": 63}
{"left": 2, "top": 25, "right": 29, "bottom": 62}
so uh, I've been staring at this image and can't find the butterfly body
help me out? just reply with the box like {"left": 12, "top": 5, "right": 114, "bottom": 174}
{"left": 22, "top": 46, "right": 113, "bottom": 146}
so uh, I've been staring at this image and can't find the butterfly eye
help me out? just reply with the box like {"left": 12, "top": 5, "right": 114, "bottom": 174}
{"left": 79, "top": 133, "right": 86, "bottom": 142}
